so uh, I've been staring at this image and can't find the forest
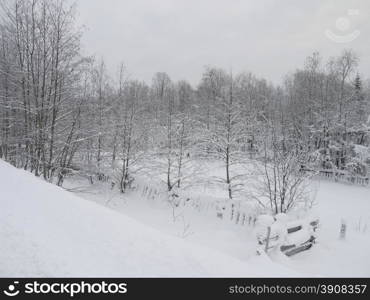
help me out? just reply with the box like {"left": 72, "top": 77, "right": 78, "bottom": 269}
{"left": 1, "top": 0, "right": 369, "bottom": 215}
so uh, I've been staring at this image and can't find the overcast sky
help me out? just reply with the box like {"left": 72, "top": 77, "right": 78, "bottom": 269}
{"left": 76, "top": 0, "right": 370, "bottom": 86}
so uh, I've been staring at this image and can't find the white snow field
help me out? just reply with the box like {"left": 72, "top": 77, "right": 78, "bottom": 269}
{"left": 63, "top": 161, "right": 370, "bottom": 277}
{"left": 0, "top": 160, "right": 296, "bottom": 277}
{"left": 1, "top": 160, "right": 370, "bottom": 277}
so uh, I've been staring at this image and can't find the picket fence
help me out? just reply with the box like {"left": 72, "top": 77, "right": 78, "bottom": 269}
{"left": 314, "top": 169, "right": 369, "bottom": 186}
{"left": 135, "top": 182, "right": 320, "bottom": 257}
{"left": 135, "top": 182, "right": 258, "bottom": 228}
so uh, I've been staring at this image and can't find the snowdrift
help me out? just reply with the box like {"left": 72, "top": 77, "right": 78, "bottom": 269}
{"left": 0, "top": 160, "right": 295, "bottom": 277}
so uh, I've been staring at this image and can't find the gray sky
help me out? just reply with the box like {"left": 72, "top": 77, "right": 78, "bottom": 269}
{"left": 76, "top": 0, "right": 370, "bottom": 86}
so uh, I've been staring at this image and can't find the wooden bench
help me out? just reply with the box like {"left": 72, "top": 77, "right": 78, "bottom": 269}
{"left": 257, "top": 217, "right": 319, "bottom": 256}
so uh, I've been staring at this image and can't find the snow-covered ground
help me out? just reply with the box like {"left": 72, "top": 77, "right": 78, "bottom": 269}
{"left": 283, "top": 181, "right": 370, "bottom": 276}
{"left": 65, "top": 161, "right": 370, "bottom": 277}
{"left": 0, "top": 160, "right": 294, "bottom": 277}
{"left": 1, "top": 159, "right": 369, "bottom": 277}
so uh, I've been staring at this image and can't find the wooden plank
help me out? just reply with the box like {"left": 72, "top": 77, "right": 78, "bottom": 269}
{"left": 284, "top": 242, "right": 313, "bottom": 257}
{"left": 264, "top": 227, "right": 271, "bottom": 253}
{"left": 281, "top": 236, "right": 316, "bottom": 256}
{"left": 287, "top": 225, "right": 302, "bottom": 234}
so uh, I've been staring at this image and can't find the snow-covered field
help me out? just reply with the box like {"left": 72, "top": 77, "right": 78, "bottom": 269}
{"left": 1, "top": 159, "right": 369, "bottom": 277}
{"left": 0, "top": 160, "right": 294, "bottom": 277}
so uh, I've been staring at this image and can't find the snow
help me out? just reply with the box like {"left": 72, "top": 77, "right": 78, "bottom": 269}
{"left": 280, "top": 181, "right": 370, "bottom": 277}
{"left": 61, "top": 160, "right": 370, "bottom": 277}
{"left": 1, "top": 159, "right": 370, "bottom": 277}
{"left": 284, "top": 228, "right": 311, "bottom": 246}
{"left": 0, "top": 160, "right": 295, "bottom": 277}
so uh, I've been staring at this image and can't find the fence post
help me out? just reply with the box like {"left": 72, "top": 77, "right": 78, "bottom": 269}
{"left": 241, "top": 213, "right": 246, "bottom": 226}
{"left": 230, "top": 203, "right": 234, "bottom": 221}
{"left": 235, "top": 211, "right": 240, "bottom": 225}
{"left": 340, "top": 219, "right": 346, "bottom": 240}
{"left": 265, "top": 226, "right": 271, "bottom": 253}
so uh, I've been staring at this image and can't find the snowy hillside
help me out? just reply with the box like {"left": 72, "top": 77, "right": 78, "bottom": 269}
{"left": 0, "top": 160, "right": 295, "bottom": 277}
{"left": 64, "top": 160, "right": 370, "bottom": 277}
{"left": 2, "top": 0, "right": 370, "bottom": 283}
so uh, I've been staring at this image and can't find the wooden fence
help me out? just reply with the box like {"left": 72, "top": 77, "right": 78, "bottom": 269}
{"left": 136, "top": 182, "right": 258, "bottom": 228}
{"left": 308, "top": 169, "right": 369, "bottom": 186}
{"left": 136, "top": 183, "right": 322, "bottom": 257}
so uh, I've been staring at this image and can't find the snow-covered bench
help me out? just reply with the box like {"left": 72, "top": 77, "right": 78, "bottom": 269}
{"left": 256, "top": 214, "right": 319, "bottom": 256}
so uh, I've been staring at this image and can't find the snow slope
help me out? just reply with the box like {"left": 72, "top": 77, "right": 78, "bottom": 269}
{"left": 280, "top": 181, "right": 370, "bottom": 277}
{"left": 63, "top": 161, "right": 370, "bottom": 277}
{"left": 0, "top": 160, "right": 295, "bottom": 277}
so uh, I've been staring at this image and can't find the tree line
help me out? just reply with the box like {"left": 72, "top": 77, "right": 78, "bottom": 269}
{"left": 1, "top": 0, "right": 369, "bottom": 214}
